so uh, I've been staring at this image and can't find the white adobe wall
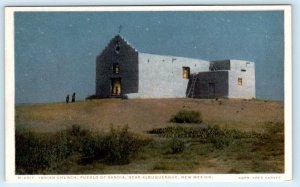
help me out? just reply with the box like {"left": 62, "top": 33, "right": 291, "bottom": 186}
{"left": 127, "top": 53, "right": 210, "bottom": 98}
{"left": 228, "top": 60, "right": 256, "bottom": 99}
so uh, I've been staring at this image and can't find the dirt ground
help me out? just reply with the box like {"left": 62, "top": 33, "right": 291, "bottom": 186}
{"left": 15, "top": 98, "right": 285, "bottom": 174}
{"left": 15, "top": 98, "right": 284, "bottom": 133}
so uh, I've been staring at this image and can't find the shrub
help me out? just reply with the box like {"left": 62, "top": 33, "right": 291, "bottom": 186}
{"left": 169, "top": 110, "right": 202, "bottom": 123}
{"left": 168, "top": 138, "right": 185, "bottom": 154}
{"left": 105, "top": 126, "right": 149, "bottom": 165}
{"left": 15, "top": 125, "right": 89, "bottom": 174}
{"left": 65, "top": 125, "right": 90, "bottom": 153}
{"left": 81, "top": 135, "right": 107, "bottom": 159}
{"left": 15, "top": 128, "right": 72, "bottom": 174}
{"left": 15, "top": 129, "right": 46, "bottom": 174}
{"left": 80, "top": 126, "right": 150, "bottom": 165}
{"left": 209, "top": 136, "right": 230, "bottom": 149}
{"left": 15, "top": 125, "right": 151, "bottom": 173}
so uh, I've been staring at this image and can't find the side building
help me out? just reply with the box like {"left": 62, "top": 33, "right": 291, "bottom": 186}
{"left": 189, "top": 60, "right": 255, "bottom": 99}
{"left": 96, "top": 35, "right": 255, "bottom": 99}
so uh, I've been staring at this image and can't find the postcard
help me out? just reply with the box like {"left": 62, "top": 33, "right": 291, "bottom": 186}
{"left": 5, "top": 5, "right": 292, "bottom": 182}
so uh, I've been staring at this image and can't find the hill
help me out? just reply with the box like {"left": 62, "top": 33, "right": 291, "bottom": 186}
{"left": 15, "top": 98, "right": 284, "bottom": 174}
{"left": 16, "top": 98, "right": 284, "bottom": 133}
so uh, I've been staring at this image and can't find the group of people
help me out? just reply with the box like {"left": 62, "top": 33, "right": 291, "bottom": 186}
{"left": 66, "top": 92, "right": 76, "bottom": 104}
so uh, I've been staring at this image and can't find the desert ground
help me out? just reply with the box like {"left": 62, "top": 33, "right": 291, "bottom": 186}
{"left": 16, "top": 98, "right": 283, "bottom": 133}
{"left": 15, "top": 98, "right": 284, "bottom": 174}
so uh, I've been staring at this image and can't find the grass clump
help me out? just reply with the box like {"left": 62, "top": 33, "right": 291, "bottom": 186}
{"left": 169, "top": 110, "right": 202, "bottom": 123}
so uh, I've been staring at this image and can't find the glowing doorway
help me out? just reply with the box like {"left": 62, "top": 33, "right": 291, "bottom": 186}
{"left": 111, "top": 78, "right": 121, "bottom": 96}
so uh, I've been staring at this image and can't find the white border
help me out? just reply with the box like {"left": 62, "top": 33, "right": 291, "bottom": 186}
{"left": 4, "top": 5, "right": 292, "bottom": 182}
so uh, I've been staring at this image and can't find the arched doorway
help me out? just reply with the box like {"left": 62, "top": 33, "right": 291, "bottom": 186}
{"left": 111, "top": 78, "right": 121, "bottom": 96}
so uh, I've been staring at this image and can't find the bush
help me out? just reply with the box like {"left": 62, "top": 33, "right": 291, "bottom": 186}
{"left": 15, "top": 125, "right": 151, "bottom": 173}
{"left": 15, "top": 125, "right": 90, "bottom": 174}
{"left": 81, "top": 126, "right": 150, "bottom": 165}
{"left": 15, "top": 129, "right": 46, "bottom": 174}
{"left": 105, "top": 126, "right": 149, "bottom": 165}
{"left": 209, "top": 136, "right": 230, "bottom": 149}
{"left": 65, "top": 124, "right": 90, "bottom": 153}
{"left": 15, "top": 128, "right": 72, "bottom": 174}
{"left": 81, "top": 135, "right": 107, "bottom": 159}
{"left": 169, "top": 110, "right": 202, "bottom": 123}
{"left": 168, "top": 138, "right": 185, "bottom": 154}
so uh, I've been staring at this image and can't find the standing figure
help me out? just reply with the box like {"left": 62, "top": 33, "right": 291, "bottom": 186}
{"left": 66, "top": 94, "right": 69, "bottom": 104}
{"left": 72, "top": 92, "right": 76, "bottom": 102}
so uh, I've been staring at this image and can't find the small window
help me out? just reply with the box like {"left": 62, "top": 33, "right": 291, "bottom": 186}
{"left": 182, "top": 67, "right": 190, "bottom": 79}
{"left": 238, "top": 78, "right": 242, "bottom": 86}
{"left": 115, "top": 41, "right": 120, "bottom": 54}
{"left": 113, "top": 63, "right": 119, "bottom": 74}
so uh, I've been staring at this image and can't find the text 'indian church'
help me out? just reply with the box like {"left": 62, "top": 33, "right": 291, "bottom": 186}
{"left": 96, "top": 35, "right": 255, "bottom": 99}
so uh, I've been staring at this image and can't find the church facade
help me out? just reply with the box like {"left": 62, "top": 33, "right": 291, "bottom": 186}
{"left": 96, "top": 35, "right": 255, "bottom": 99}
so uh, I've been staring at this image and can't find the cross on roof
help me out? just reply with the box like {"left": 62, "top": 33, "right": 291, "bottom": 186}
{"left": 118, "top": 25, "right": 122, "bottom": 34}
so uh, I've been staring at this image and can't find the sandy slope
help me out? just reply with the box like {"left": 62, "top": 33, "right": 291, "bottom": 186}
{"left": 15, "top": 98, "right": 284, "bottom": 133}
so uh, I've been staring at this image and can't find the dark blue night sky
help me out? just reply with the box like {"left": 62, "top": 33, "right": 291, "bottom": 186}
{"left": 14, "top": 11, "right": 284, "bottom": 104}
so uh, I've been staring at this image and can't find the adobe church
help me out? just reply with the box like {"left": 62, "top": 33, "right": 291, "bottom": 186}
{"left": 96, "top": 35, "right": 255, "bottom": 99}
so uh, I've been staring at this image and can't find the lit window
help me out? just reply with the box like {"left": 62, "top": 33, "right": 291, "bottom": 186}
{"left": 113, "top": 63, "right": 119, "bottom": 74}
{"left": 238, "top": 78, "right": 242, "bottom": 85}
{"left": 182, "top": 67, "right": 190, "bottom": 79}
